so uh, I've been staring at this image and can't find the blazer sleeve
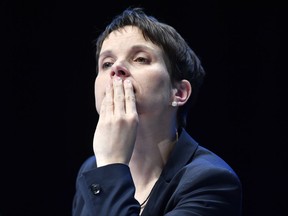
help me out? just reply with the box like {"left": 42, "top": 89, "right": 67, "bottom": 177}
{"left": 72, "top": 157, "right": 140, "bottom": 216}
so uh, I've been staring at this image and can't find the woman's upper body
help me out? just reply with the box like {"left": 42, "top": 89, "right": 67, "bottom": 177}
{"left": 72, "top": 7, "right": 242, "bottom": 215}
{"left": 72, "top": 128, "right": 242, "bottom": 216}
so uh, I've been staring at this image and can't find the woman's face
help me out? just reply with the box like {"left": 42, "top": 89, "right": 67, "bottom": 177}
{"left": 95, "top": 26, "right": 174, "bottom": 119}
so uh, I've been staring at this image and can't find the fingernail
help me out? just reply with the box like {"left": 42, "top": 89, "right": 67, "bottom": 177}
{"left": 115, "top": 76, "right": 122, "bottom": 82}
{"left": 125, "top": 79, "right": 132, "bottom": 87}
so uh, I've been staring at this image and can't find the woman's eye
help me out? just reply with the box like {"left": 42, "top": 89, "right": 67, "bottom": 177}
{"left": 102, "top": 62, "right": 113, "bottom": 69}
{"left": 134, "top": 57, "right": 150, "bottom": 64}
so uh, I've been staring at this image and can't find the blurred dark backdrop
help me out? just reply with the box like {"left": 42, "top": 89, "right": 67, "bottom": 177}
{"left": 1, "top": 0, "right": 287, "bottom": 215}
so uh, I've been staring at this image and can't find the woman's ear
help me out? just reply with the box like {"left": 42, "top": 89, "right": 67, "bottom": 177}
{"left": 172, "top": 80, "right": 192, "bottom": 106}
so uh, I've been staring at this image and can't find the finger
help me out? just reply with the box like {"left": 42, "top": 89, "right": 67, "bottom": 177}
{"left": 100, "top": 81, "right": 113, "bottom": 117}
{"left": 124, "top": 79, "right": 137, "bottom": 114}
{"left": 105, "top": 80, "right": 114, "bottom": 115}
{"left": 113, "top": 76, "right": 125, "bottom": 115}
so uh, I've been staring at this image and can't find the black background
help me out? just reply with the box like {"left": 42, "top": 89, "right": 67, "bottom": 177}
{"left": 1, "top": 0, "right": 287, "bottom": 215}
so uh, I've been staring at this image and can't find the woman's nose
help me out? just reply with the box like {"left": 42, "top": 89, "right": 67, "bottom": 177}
{"left": 110, "top": 64, "right": 130, "bottom": 78}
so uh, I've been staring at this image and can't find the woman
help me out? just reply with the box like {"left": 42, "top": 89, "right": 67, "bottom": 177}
{"left": 72, "top": 7, "right": 242, "bottom": 216}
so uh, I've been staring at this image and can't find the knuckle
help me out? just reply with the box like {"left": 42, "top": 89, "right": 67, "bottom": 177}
{"left": 114, "top": 94, "right": 125, "bottom": 102}
{"left": 127, "top": 113, "right": 139, "bottom": 123}
{"left": 125, "top": 94, "right": 136, "bottom": 102}
{"left": 114, "top": 115, "right": 125, "bottom": 122}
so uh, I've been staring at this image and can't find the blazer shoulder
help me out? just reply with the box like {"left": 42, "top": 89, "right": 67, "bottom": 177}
{"left": 187, "top": 145, "right": 241, "bottom": 187}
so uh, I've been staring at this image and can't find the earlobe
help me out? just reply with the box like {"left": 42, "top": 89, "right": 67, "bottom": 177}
{"left": 173, "top": 80, "right": 192, "bottom": 106}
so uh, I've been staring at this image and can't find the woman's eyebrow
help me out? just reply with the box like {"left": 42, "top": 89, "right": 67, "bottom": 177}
{"left": 99, "top": 44, "right": 158, "bottom": 59}
{"left": 130, "top": 44, "right": 155, "bottom": 52}
{"left": 99, "top": 50, "right": 113, "bottom": 59}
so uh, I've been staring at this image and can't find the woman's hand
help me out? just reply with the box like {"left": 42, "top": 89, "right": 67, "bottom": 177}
{"left": 93, "top": 77, "right": 139, "bottom": 167}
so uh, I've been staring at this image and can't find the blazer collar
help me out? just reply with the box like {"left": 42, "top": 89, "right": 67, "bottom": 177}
{"left": 160, "top": 128, "right": 199, "bottom": 182}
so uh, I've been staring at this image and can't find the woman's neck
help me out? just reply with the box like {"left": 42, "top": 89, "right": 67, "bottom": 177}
{"left": 129, "top": 123, "right": 178, "bottom": 188}
{"left": 129, "top": 125, "right": 178, "bottom": 209}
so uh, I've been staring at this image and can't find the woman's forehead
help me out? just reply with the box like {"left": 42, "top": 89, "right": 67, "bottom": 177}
{"left": 101, "top": 26, "right": 162, "bottom": 54}
{"left": 105, "top": 26, "right": 144, "bottom": 43}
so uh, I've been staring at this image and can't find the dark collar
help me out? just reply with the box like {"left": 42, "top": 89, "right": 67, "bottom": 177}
{"left": 160, "top": 128, "right": 199, "bottom": 182}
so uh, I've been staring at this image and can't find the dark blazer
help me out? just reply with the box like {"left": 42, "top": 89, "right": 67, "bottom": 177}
{"left": 72, "top": 128, "right": 242, "bottom": 216}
